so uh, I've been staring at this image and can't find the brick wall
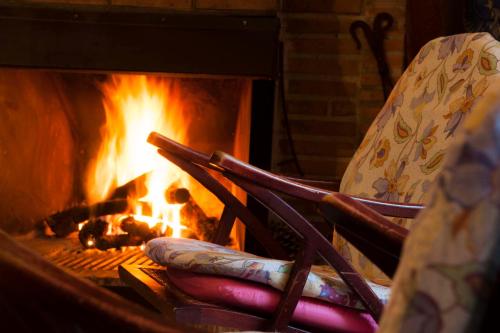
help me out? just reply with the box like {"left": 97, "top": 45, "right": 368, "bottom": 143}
{"left": 275, "top": 0, "right": 406, "bottom": 183}
{"left": 21, "top": 0, "right": 406, "bottom": 184}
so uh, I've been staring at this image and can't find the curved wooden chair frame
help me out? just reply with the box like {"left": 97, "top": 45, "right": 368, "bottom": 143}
{"left": 141, "top": 132, "right": 416, "bottom": 331}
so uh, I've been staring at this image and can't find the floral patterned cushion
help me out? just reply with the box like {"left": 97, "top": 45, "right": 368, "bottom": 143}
{"left": 146, "top": 237, "right": 390, "bottom": 310}
{"left": 337, "top": 33, "right": 500, "bottom": 285}
{"left": 378, "top": 90, "right": 500, "bottom": 333}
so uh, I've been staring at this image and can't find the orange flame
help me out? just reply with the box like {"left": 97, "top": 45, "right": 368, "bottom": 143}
{"left": 85, "top": 75, "right": 189, "bottom": 237}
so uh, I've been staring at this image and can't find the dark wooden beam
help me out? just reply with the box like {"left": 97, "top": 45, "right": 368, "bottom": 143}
{"left": 0, "top": 4, "right": 279, "bottom": 78}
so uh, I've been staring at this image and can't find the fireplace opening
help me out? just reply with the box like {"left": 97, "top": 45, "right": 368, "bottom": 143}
{"left": 0, "top": 69, "right": 251, "bottom": 248}
{"left": 0, "top": 3, "right": 279, "bottom": 285}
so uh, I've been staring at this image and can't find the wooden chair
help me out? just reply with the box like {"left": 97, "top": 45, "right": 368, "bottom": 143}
{"left": 119, "top": 33, "right": 500, "bottom": 332}
{"left": 0, "top": 229, "right": 189, "bottom": 333}
{"left": 122, "top": 133, "right": 392, "bottom": 332}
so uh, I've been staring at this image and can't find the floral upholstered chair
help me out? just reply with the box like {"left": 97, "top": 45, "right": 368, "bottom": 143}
{"left": 338, "top": 32, "right": 500, "bottom": 285}
{"left": 142, "top": 57, "right": 500, "bottom": 333}
{"left": 377, "top": 90, "right": 500, "bottom": 333}
{"left": 141, "top": 90, "right": 500, "bottom": 332}
{"left": 121, "top": 33, "right": 500, "bottom": 333}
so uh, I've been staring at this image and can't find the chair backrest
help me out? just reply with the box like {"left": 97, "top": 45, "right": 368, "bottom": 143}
{"left": 378, "top": 91, "right": 500, "bottom": 333}
{"left": 337, "top": 33, "right": 500, "bottom": 284}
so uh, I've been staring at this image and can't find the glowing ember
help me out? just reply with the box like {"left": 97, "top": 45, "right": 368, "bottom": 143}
{"left": 85, "top": 75, "right": 191, "bottom": 238}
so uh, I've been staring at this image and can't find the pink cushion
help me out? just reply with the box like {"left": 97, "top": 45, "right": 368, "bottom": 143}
{"left": 166, "top": 267, "right": 378, "bottom": 333}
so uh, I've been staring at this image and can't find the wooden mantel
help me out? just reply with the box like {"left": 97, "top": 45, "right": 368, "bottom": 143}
{"left": 0, "top": 3, "right": 280, "bottom": 78}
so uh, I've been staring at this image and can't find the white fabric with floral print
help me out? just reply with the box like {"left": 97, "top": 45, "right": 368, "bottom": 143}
{"left": 338, "top": 33, "right": 500, "bottom": 285}
{"left": 378, "top": 90, "right": 500, "bottom": 333}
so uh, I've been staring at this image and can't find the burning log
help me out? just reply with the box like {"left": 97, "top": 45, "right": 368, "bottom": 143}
{"left": 178, "top": 192, "right": 219, "bottom": 242}
{"left": 164, "top": 184, "right": 219, "bottom": 241}
{"left": 44, "top": 172, "right": 149, "bottom": 238}
{"left": 165, "top": 185, "right": 190, "bottom": 204}
{"left": 79, "top": 216, "right": 159, "bottom": 250}
{"left": 120, "top": 216, "right": 159, "bottom": 240}
{"left": 95, "top": 234, "right": 138, "bottom": 251}
{"left": 78, "top": 219, "right": 108, "bottom": 248}
{"left": 44, "top": 199, "right": 129, "bottom": 237}
{"left": 108, "top": 172, "right": 149, "bottom": 200}
{"left": 46, "top": 177, "right": 224, "bottom": 249}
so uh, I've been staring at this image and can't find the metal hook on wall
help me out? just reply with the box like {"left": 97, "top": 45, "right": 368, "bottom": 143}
{"left": 350, "top": 12, "right": 395, "bottom": 100}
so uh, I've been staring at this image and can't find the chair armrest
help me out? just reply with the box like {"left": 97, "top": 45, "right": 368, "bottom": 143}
{"left": 349, "top": 196, "right": 423, "bottom": 219}
{"left": 147, "top": 132, "right": 212, "bottom": 167}
{"left": 211, "top": 150, "right": 423, "bottom": 219}
{"left": 283, "top": 177, "right": 341, "bottom": 192}
{"left": 284, "top": 174, "right": 422, "bottom": 218}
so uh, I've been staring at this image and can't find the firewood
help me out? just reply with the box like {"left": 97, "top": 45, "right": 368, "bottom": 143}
{"left": 180, "top": 197, "right": 220, "bottom": 242}
{"left": 165, "top": 183, "right": 224, "bottom": 242}
{"left": 120, "top": 216, "right": 158, "bottom": 240}
{"left": 63, "top": 181, "right": 224, "bottom": 248}
{"left": 180, "top": 197, "right": 207, "bottom": 223}
{"left": 78, "top": 219, "right": 135, "bottom": 250}
{"left": 95, "top": 234, "right": 141, "bottom": 250}
{"left": 195, "top": 216, "right": 218, "bottom": 242}
{"left": 164, "top": 185, "right": 190, "bottom": 204}
{"left": 79, "top": 218, "right": 109, "bottom": 248}
{"left": 45, "top": 199, "right": 129, "bottom": 237}
{"left": 107, "top": 173, "right": 149, "bottom": 200}
{"left": 79, "top": 216, "right": 161, "bottom": 250}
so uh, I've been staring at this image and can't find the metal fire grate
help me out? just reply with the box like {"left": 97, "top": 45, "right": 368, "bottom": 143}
{"left": 19, "top": 236, "right": 160, "bottom": 286}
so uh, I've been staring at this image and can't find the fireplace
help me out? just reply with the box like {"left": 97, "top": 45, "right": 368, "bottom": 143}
{"left": 0, "top": 3, "right": 279, "bottom": 284}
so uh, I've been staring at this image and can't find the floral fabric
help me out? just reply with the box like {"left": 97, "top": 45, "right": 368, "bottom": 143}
{"left": 146, "top": 237, "right": 390, "bottom": 310}
{"left": 378, "top": 90, "right": 500, "bottom": 333}
{"left": 337, "top": 33, "right": 500, "bottom": 285}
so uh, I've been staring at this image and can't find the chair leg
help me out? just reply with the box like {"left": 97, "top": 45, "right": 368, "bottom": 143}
{"left": 211, "top": 206, "right": 236, "bottom": 245}
{"left": 270, "top": 244, "right": 315, "bottom": 332}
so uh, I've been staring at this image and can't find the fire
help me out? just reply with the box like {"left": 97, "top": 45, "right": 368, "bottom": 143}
{"left": 85, "top": 75, "right": 190, "bottom": 237}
